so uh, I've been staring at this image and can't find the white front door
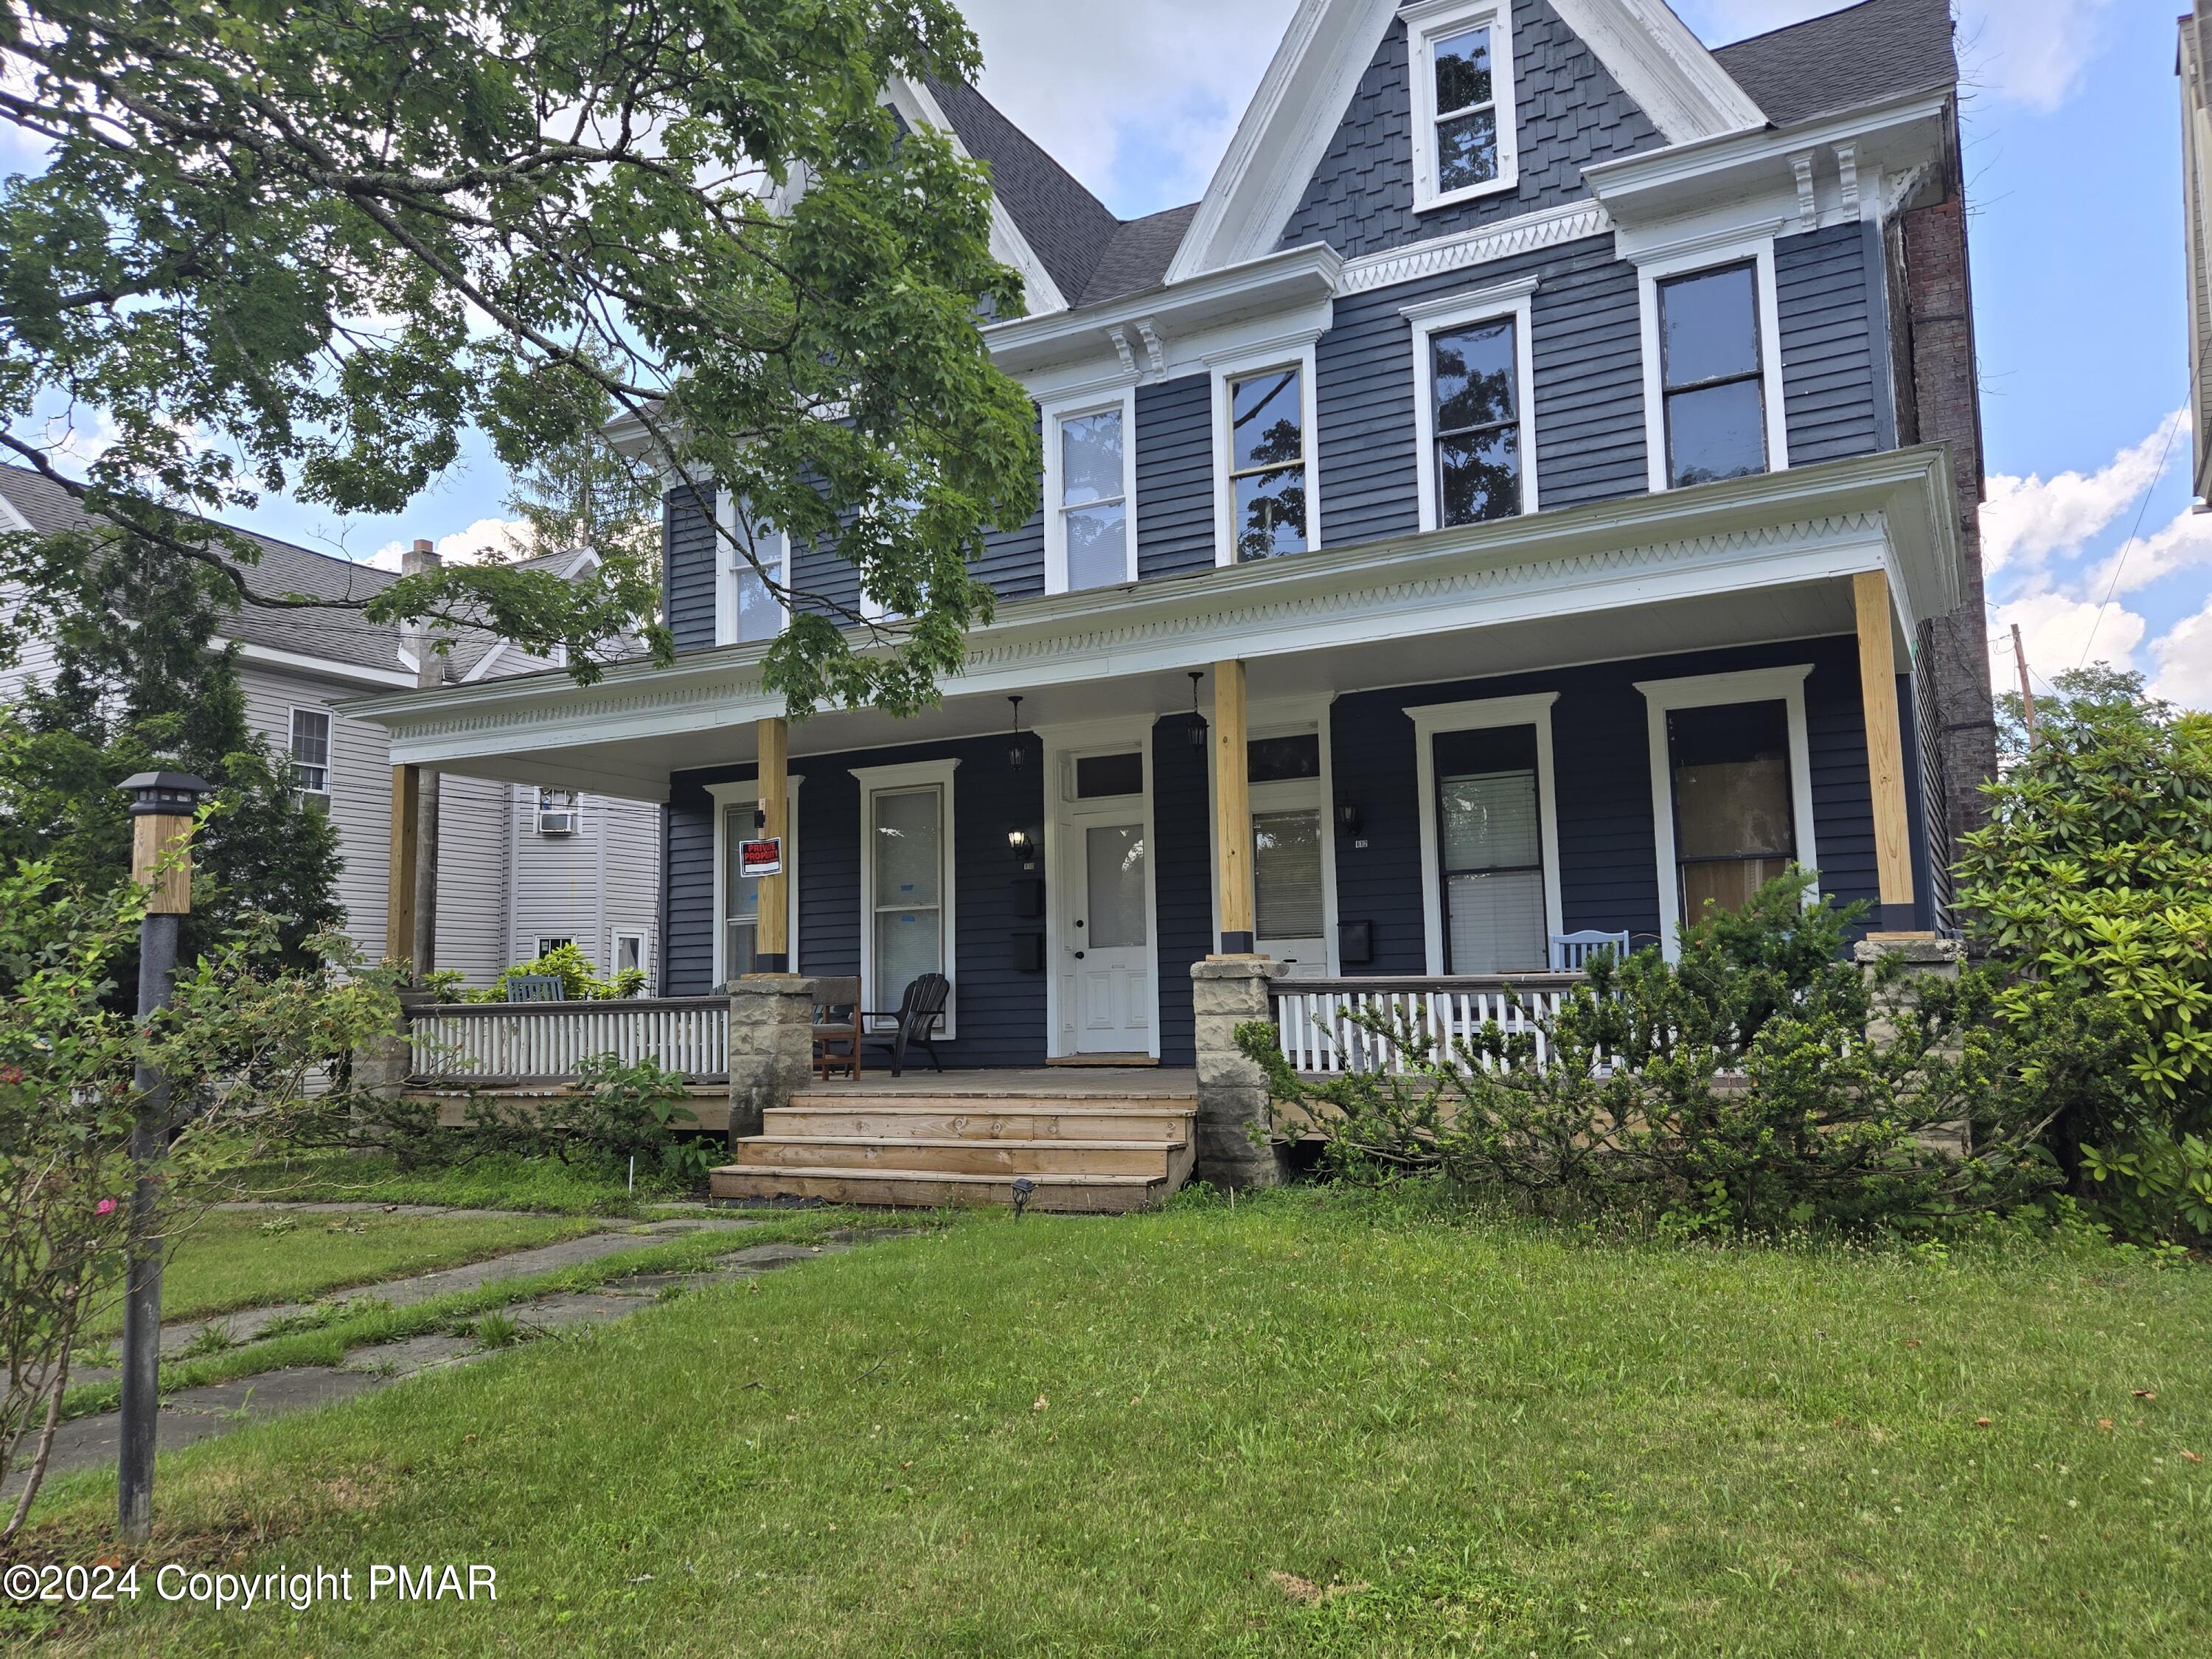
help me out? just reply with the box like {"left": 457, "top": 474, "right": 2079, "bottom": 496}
{"left": 1054, "top": 746, "right": 1155, "bottom": 1056}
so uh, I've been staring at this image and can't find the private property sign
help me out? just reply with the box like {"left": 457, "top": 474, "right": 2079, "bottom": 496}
{"left": 739, "top": 838, "right": 783, "bottom": 879}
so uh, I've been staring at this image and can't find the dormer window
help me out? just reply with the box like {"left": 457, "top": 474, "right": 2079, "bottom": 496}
{"left": 1406, "top": 0, "right": 1519, "bottom": 212}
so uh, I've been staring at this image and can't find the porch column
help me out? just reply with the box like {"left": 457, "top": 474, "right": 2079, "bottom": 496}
{"left": 403, "top": 538, "right": 442, "bottom": 976}
{"left": 754, "top": 715, "right": 791, "bottom": 973}
{"left": 1851, "top": 571, "right": 1924, "bottom": 936}
{"left": 386, "top": 763, "right": 420, "bottom": 971}
{"left": 1210, "top": 658, "right": 1255, "bottom": 955}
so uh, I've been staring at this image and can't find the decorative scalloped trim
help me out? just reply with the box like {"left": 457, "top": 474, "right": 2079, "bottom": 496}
{"left": 1336, "top": 202, "right": 1614, "bottom": 296}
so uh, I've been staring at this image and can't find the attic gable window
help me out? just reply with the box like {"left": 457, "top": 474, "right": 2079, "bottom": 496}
{"left": 1406, "top": 0, "right": 1520, "bottom": 212}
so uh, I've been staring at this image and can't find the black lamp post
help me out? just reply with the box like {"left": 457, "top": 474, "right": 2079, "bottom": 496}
{"left": 114, "top": 769, "right": 211, "bottom": 1546}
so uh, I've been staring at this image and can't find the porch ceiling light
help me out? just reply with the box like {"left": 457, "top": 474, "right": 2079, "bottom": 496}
{"left": 1185, "top": 670, "right": 1207, "bottom": 751}
{"left": 1008, "top": 695, "right": 1026, "bottom": 771}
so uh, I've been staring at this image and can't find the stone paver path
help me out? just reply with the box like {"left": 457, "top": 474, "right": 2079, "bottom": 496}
{"left": 9, "top": 1209, "right": 896, "bottom": 1501}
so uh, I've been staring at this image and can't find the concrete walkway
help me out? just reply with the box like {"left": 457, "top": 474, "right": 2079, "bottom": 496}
{"left": 9, "top": 1209, "right": 895, "bottom": 1503}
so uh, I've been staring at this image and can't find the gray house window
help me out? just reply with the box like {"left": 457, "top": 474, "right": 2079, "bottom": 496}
{"left": 1430, "top": 318, "right": 1521, "bottom": 525}
{"left": 1228, "top": 366, "right": 1307, "bottom": 560}
{"left": 289, "top": 708, "right": 331, "bottom": 802}
{"left": 1431, "top": 27, "right": 1500, "bottom": 194}
{"left": 1658, "top": 263, "right": 1769, "bottom": 488}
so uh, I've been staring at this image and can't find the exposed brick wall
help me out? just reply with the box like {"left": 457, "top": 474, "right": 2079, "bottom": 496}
{"left": 1886, "top": 163, "right": 1998, "bottom": 863}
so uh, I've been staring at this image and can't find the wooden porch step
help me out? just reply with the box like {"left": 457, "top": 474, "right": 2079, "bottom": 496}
{"left": 764, "top": 1105, "right": 1194, "bottom": 1143}
{"left": 708, "top": 1163, "right": 1179, "bottom": 1214}
{"left": 737, "top": 1135, "right": 1180, "bottom": 1178}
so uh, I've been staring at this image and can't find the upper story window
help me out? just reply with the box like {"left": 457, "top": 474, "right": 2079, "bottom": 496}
{"left": 288, "top": 708, "right": 331, "bottom": 804}
{"left": 1044, "top": 392, "right": 1137, "bottom": 594}
{"left": 714, "top": 491, "right": 790, "bottom": 648}
{"left": 1406, "top": 275, "right": 1538, "bottom": 532}
{"left": 1228, "top": 366, "right": 1308, "bottom": 560}
{"left": 1636, "top": 239, "right": 1790, "bottom": 495}
{"left": 1406, "top": 0, "right": 1520, "bottom": 212}
{"left": 1658, "top": 264, "right": 1767, "bottom": 487}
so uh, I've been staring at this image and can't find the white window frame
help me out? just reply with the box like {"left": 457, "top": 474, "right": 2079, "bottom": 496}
{"left": 707, "top": 776, "right": 804, "bottom": 984}
{"left": 852, "top": 758, "right": 960, "bottom": 1039}
{"left": 1405, "top": 0, "right": 1520, "bottom": 214}
{"left": 1042, "top": 385, "right": 1139, "bottom": 595}
{"left": 1635, "top": 664, "right": 1819, "bottom": 960}
{"left": 1635, "top": 231, "right": 1790, "bottom": 495}
{"left": 1406, "top": 692, "right": 1563, "bottom": 977}
{"left": 535, "top": 787, "right": 580, "bottom": 836}
{"left": 288, "top": 706, "right": 333, "bottom": 803}
{"left": 1209, "top": 334, "right": 1323, "bottom": 568}
{"left": 714, "top": 489, "right": 793, "bottom": 648}
{"left": 1203, "top": 695, "right": 1341, "bottom": 976}
{"left": 1405, "top": 275, "right": 1540, "bottom": 532}
{"left": 609, "top": 925, "right": 653, "bottom": 993}
{"left": 533, "top": 936, "right": 574, "bottom": 960}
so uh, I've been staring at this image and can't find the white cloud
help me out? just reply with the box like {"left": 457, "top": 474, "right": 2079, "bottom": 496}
{"left": 1990, "top": 591, "right": 2147, "bottom": 692}
{"left": 1980, "top": 409, "right": 2188, "bottom": 578}
{"left": 2150, "top": 601, "right": 2212, "bottom": 711}
{"left": 366, "top": 516, "right": 534, "bottom": 572}
{"left": 2083, "top": 502, "right": 2212, "bottom": 599}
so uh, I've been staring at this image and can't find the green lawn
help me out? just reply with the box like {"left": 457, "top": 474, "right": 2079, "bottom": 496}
{"left": 84, "top": 1209, "right": 603, "bottom": 1340}
{"left": 220, "top": 1150, "right": 692, "bottom": 1216}
{"left": 24, "top": 1190, "right": 2212, "bottom": 1655}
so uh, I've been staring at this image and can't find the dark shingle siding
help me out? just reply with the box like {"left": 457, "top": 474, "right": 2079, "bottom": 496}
{"left": 1776, "top": 223, "right": 1884, "bottom": 467}
{"left": 1279, "top": 0, "right": 1663, "bottom": 261}
{"left": 1135, "top": 375, "right": 1217, "bottom": 580}
{"left": 1713, "top": 0, "right": 1956, "bottom": 129}
{"left": 662, "top": 484, "right": 718, "bottom": 653}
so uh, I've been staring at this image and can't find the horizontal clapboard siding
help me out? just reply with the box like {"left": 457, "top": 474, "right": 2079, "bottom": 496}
{"left": 1777, "top": 223, "right": 1886, "bottom": 465}
{"left": 1151, "top": 715, "right": 1212, "bottom": 1065}
{"left": 664, "top": 486, "right": 717, "bottom": 653}
{"left": 1318, "top": 235, "right": 1646, "bottom": 547}
{"left": 1136, "top": 374, "right": 1217, "bottom": 580}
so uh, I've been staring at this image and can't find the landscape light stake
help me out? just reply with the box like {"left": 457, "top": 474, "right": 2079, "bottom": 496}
{"left": 114, "top": 771, "right": 209, "bottom": 1547}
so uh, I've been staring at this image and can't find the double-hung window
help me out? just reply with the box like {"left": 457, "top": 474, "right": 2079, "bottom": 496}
{"left": 853, "top": 759, "right": 959, "bottom": 1037}
{"left": 1658, "top": 263, "right": 1768, "bottom": 487}
{"left": 289, "top": 708, "right": 331, "bottom": 804}
{"left": 1407, "top": 278, "right": 1537, "bottom": 531}
{"left": 716, "top": 493, "right": 790, "bottom": 647}
{"left": 1048, "top": 399, "right": 1134, "bottom": 592}
{"left": 1406, "top": 1, "right": 1518, "bottom": 212}
{"left": 1408, "top": 695, "right": 1562, "bottom": 977}
{"left": 1227, "top": 366, "right": 1309, "bottom": 560}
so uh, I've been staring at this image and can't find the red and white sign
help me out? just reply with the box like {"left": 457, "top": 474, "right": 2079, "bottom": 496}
{"left": 738, "top": 838, "right": 783, "bottom": 879}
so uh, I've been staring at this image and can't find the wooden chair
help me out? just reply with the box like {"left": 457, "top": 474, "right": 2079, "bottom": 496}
{"left": 1548, "top": 931, "right": 1631, "bottom": 972}
{"left": 811, "top": 975, "right": 863, "bottom": 1082}
{"left": 506, "top": 974, "right": 567, "bottom": 1003}
{"left": 864, "top": 973, "right": 950, "bottom": 1077}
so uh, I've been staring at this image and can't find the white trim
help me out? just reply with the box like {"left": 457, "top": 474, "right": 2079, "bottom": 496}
{"left": 706, "top": 776, "right": 803, "bottom": 985}
{"left": 1037, "top": 718, "right": 1161, "bottom": 1060}
{"left": 1207, "top": 695, "right": 1341, "bottom": 975}
{"left": 852, "top": 758, "right": 960, "bottom": 1040}
{"left": 1546, "top": 0, "right": 1764, "bottom": 142}
{"left": 1405, "top": 693, "right": 1562, "bottom": 975}
{"left": 1636, "top": 229, "right": 1790, "bottom": 495}
{"left": 229, "top": 639, "right": 418, "bottom": 690}
{"left": 0, "top": 487, "right": 33, "bottom": 534}
{"left": 1209, "top": 335, "right": 1324, "bottom": 566}
{"left": 609, "top": 924, "right": 654, "bottom": 994}
{"left": 1405, "top": 275, "right": 1540, "bottom": 532}
{"left": 886, "top": 76, "right": 1070, "bottom": 319}
{"left": 286, "top": 703, "right": 335, "bottom": 804}
{"left": 1338, "top": 200, "right": 1612, "bottom": 296}
{"left": 1405, "top": 0, "right": 1520, "bottom": 215}
{"left": 1041, "top": 384, "right": 1141, "bottom": 594}
{"left": 713, "top": 489, "right": 793, "bottom": 648}
{"left": 1635, "top": 664, "right": 1818, "bottom": 960}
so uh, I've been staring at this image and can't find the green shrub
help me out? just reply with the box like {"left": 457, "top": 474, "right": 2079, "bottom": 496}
{"left": 1243, "top": 874, "right": 2060, "bottom": 1237}
{"left": 459, "top": 942, "right": 646, "bottom": 1004}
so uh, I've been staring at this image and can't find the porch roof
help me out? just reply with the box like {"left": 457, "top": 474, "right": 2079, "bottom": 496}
{"left": 344, "top": 445, "right": 1960, "bottom": 801}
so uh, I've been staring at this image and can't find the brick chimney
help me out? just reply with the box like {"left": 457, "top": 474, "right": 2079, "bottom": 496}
{"left": 400, "top": 536, "right": 441, "bottom": 580}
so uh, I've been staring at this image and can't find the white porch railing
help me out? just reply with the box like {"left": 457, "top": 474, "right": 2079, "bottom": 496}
{"left": 406, "top": 998, "right": 729, "bottom": 1084}
{"left": 1270, "top": 974, "right": 1587, "bottom": 1077}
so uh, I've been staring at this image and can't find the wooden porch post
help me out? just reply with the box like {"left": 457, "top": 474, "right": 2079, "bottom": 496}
{"left": 1211, "top": 658, "right": 1255, "bottom": 956}
{"left": 1851, "top": 571, "right": 1924, "bottom": 936}
{"left": 754, "top": 715, "right": 791, "bottom": 973}
{"left": 386, "top": 763, "right": 421, "bottom": 970}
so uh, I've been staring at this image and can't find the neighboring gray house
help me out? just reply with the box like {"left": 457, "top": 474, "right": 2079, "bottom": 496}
{"left": 0, "top": 464, "right": 662, "bottom": 987}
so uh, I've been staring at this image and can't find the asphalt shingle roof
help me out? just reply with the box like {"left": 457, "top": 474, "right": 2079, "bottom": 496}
{"left": 1078, "top": 204, "right": 1203, "bottom": 308}
{"left": 1712, "top": 0, "right": 1958, "bottom": 129}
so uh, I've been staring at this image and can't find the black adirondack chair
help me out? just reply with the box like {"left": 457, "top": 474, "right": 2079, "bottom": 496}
{"left": 863, "top": 973, "right": 949, "bottom": 1077}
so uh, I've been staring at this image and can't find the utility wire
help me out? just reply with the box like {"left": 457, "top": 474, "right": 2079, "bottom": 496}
{"left": 2078, "top": 407, "right": 2185, "bottom": 668}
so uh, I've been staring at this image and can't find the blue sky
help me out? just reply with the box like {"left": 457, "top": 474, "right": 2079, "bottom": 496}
{"left": 13, "top": 1, "right": 2205, "bottom": 705}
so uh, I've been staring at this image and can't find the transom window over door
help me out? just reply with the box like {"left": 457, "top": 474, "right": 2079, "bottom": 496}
{"left": 1431, "top": 317, "right": 1521, "bottom": 525}
{"left": 1666, "top": 700, "right": 1797, "bottom": 921}
{"left": 1228, "top": 366, "right": 1308, "bottom": 560}
{"left": 1433, "top": 725, "right": 1548, "bottom": 974}
{"left": 1658, "top": 262, "right": 1769, "bottom": 488}
{"left": 1057, "top": 405, "right": 1129, "bottom": 591}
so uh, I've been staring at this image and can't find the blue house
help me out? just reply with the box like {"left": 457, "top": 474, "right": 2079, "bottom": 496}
{"left": 361, "top": 0, "right": 1994, "bottom": 1181}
